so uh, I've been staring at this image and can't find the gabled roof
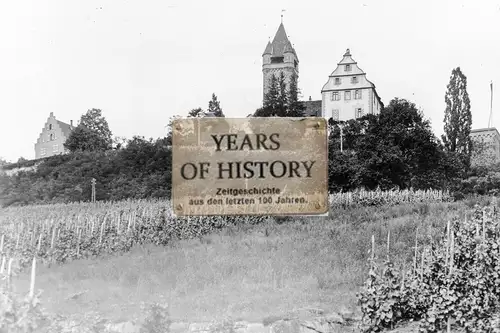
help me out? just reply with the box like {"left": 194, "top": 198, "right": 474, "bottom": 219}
{"left": 329, "top": 49, "right": 365, "bottom": 77}
{"left": 262, "top": 22, "right": 298, "bottom": 60}
{"left": 57, "top": 120, "right": 73, "bottom": 138}
{"left": 300, "top": 100, "right": 322, "bottom": 117}
{"left": 337, "top": 48, "right": 357, "bottom": 65}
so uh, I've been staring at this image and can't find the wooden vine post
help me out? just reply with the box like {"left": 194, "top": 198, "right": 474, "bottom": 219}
{"left": 91, "top": 178, "right": 96, "bottom": 203}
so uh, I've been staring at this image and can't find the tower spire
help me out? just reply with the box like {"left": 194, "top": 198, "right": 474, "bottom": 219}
{"left": 281, "top": 9, "right": 286, "bottom": 24}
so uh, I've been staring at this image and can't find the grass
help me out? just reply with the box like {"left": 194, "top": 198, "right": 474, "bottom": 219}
{"left": 9, "top": 200, "right": 478, "bottom": 326}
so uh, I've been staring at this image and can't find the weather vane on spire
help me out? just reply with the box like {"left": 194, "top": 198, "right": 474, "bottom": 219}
{"left": 281, "top": 9, "right": 286, "bottom": 23}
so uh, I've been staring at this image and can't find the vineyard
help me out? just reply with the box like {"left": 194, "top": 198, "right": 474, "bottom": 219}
{"left": 0, "top": 189, "right": 453, "bottom": 270}
{"left": 358, "top": 200, "right": 500, "bottom": 332}
{"left": 1, "top": 189, "right": 500, "bottom": 332}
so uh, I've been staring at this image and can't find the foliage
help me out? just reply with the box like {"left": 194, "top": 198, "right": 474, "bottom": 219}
{"left": 140, "top": 302, "right": 171, "bottom": 333}
{"left": 357, "top": 201, "right": 500, "bottom": 332}
{"left": 207, "top": 93, "right": 225, "bottom": 117}
{"left": 255, "top": 71, "right": 303, "bottom": 117}
{"left": 0, "top": 137, "right": 172, "bottom": 207}
{"left": 286, "top": 72, "right": 306, "bottom": 117}
{"left": 327, "top": 98, "right": 455, "bottom": 192}
{"left": 187, "top": 108, "right": 205, "bottom": 118}
{"left": 329, "top": 188, "right": 453, "bottom": 209}
{"left": 442, "top": 67, "right": 472, "bottom": 170}
{"left": 64, "top": 108, "right": 113, "bottom": 152}
{"left": 0, "top": 189, "right": 450, "bottom": 271}
{"left": 0, "top": 262, "right": 47, "bottom": 332}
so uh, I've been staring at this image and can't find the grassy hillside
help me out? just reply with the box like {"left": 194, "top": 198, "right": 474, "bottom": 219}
{"left": 2, "top": 195, "right": 485, "bottom": 330}
{"left": 0, "top": 137, "right": 172, "bottom": 207}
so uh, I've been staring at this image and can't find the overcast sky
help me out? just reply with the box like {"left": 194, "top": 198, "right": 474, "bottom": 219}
{"left": 1, "top": 0, "right": 499, "bottom": 162}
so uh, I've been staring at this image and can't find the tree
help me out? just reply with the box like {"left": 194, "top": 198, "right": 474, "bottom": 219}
{"left": 164, "top": 115, "right": 181, "bottom": 146}
{"left": 113, "top": 136, "right": 128, "bottom": 150}
{"left": 442, "top": 67, "right": 472, "bottom": 168}
{"left": 207, "top": 93, "right": 225, "bottom": 117}
{"left": 286, "top": 72, "right": 306, "bottom": 117}
{"left": 327, "top": 98, "right": 448, "bottom": 192}
{"left": 187, "top": 108, "right": 205, "bottom": 118}
{"left": 255, "top": 72, "right": 301, "bottom": 117}
{"left": 64, "top": 108, "right": 113, "bottom": 152}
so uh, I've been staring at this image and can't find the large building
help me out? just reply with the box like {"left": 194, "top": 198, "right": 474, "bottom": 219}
{"left": 261, "top": 22, "right": 322, "bottom": 117}
{"left": 261, "top": 22, "right": 381, "bottom": 119}
{"left": 470, "top": 127, "right": 500, "bottom": 166}
{"left": 321, "top": 49, "right": 383, "bottom": 121}
{"left": 262, "top": 22, "right": 299, "bottom": 102}
{"left": 34, "top": 112, "right": 74, "bottom": 159}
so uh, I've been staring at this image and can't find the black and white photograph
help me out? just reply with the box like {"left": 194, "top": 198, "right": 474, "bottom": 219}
{"left": 1, "top": 0, "right": 500, "bottom": 332}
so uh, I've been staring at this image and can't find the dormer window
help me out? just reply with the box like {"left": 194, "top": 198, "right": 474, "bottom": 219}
{"left": 335, "top": 78, "right": 341, "bottom": 85}
{"left": 345, "top": 64, "right": 351, "bottom": 72}
{"left": 351, "top": 76, "right": 358, "bottom": 84}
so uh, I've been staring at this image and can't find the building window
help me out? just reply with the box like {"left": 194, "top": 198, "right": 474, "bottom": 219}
{"left": 332, "top": 109, "right": 339, "bottom": 120}
{"left": 345, "top": 64, "right": 351, "bottom": 72}
{"left": 53, "top": 144, "right": 59, "bottom": 153}
{"left": 352, "top": 76, "right": 358, "bottom": 84}
{"left": 335, "top": 78, "right": 341, "bottom": 85}
{"left": 345, "top": 91, "right": 351, "bottom": 100}
{"left": 355, "top": 90, "right": 362, "bottom": 99}
{"left": 41, "top": 148, "right": 46, "bottom": 156}
{"left": 356, "top": 108, "right": 364, "bottom": 118}
{"left": 48, "top": 124, "right": 52, "bottom": 130}
{"left": 50, "top": 133, "right": 54, "bottom": 141}
{"left": 331, "top": 92, "right": 340, "bottom": 101}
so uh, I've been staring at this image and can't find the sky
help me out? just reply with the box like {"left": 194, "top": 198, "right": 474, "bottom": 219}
{"left": 1, "top": 0, "right": 499, "bottom": 162}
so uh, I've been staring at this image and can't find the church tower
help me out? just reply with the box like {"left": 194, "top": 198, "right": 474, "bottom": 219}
{"left": 262, "top": 21, "right": 299, "bottom": 103}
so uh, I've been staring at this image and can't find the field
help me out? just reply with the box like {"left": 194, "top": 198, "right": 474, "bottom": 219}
{"left": 1, "top": 189, "right": 499, "bottom": 332}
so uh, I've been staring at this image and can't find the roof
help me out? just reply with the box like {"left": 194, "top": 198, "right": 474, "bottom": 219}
{"left": 470, "top": 127, "right": 500, "bottom": 137}
{"left": 329, "top": 49, "right": 366, "bottom": 77}
{"left": 57, "top": 120, "right": 74, "bottom": 138}
{"left": 263, "top": 22, "right": 298, "bottom": 60}
{"left": 300, "top": 100, "right": 322, "bottom": 117}
{"left": 338, "top": 49, "right": 357, "bottom": 65}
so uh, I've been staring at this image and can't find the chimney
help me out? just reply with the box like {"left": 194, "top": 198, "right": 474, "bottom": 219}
{"left": 309, "top": 96, "right": 312, "bottom": 101}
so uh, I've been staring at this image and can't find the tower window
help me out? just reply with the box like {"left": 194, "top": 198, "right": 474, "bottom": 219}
{"left": 335, "top": 78, "right": 341, "bottom": 85}
{"left": 355, "top": 90, "right": 362, "bottom": 99}
{"left": 345, "top": 64, "right": 351, "bottom": 72}
{"left": 331, "top": 92, "right": 340, "bottom": 101}
{"left": 345, "top": 91, "right": 351, "bottom": 100}
{"left": 48, "top": 124, "right": 52, "bottom": 130}
{"left": 50, "top": 133, "right": 54, "bottom": 141}
{"left": 271, "top": 56, "right": 284, "bottom": 64}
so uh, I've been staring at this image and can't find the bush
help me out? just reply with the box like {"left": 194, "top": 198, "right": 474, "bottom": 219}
{"left": 357, "top": 200, "right": 500, "bottom": 332}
